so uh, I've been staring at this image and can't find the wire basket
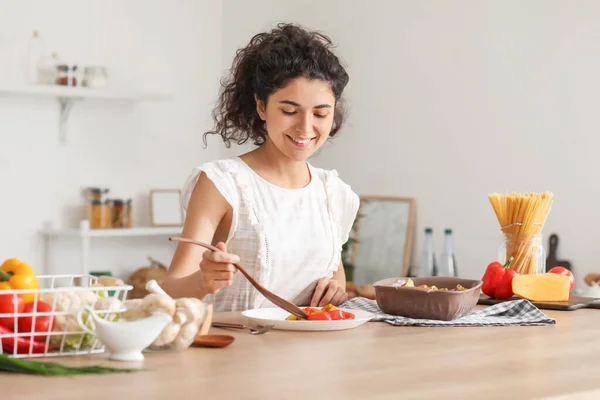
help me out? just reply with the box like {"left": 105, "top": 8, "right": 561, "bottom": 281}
{"left": 0, "top": 274, "right": 132, "bottom": 359}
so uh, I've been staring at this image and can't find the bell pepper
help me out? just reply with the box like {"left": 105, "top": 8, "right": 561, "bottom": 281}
{"left": 0, "top": 324, "right": 52, "bottom": 354}
{"left": 0, "top": 259, "right": 40, "bottom": 303}
{"left": 481, "top": 256, "right": 518, "bottom": 300}
{"left": 0, "top": 293, "right": 24, "bottom": 329}
{"left": 19, "top": 301, "right": 55, "bottom": 342}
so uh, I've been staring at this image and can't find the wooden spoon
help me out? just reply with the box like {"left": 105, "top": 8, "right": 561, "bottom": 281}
{"left": 193, "top": 304, "right": 235, "bottom": 348}
{"left": 192, "top": 334, "right": 235, "bottom": 348}
{"left": 169, "top": 236, "right": 309, "bottom": 319}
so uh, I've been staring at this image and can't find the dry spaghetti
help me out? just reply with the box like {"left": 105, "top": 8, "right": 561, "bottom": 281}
{"left": 488, "top": 191, "right": 553, "bottom": 274}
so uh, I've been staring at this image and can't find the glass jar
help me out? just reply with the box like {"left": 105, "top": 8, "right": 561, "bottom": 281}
{"left": 111, "top": 200, "right": 125, "bottom": 228}
{"left": 124, "top": 199, "right": 133, "bottom": 228}
{"left": 89, "top": 200, "right": 111, "bottom": 229}
{"left": 86, "top": 187, "right": 109, "bottom": 202}
{"left": 497, "top": 233, "right": 545, "bottom": 275}
{"left": 55, "top": 64, "right": 78, "bottom": 86}
{"left": 83, "top": 66, "right": 108, "bottom": 89}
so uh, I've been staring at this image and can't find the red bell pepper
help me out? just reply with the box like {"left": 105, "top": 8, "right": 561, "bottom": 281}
{"left": 0, "top": 293, "right": 24, "bottom": 330}
{"left": 481, "top": 256, "right": 517, "bottom": 300}
{"left": 0, "top": 324, "right": 52, "bottom": 355}
{"left": 19, "top": 301, "right": 55, "bottom": 342}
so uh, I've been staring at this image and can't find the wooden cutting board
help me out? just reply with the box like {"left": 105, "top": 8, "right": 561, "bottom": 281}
{"left": 478, "top": 294, "right": 600, "bottom": 311}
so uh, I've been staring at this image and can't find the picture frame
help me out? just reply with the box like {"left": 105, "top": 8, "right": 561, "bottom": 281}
{"left": 350, "top": 196, "right": 416, "bottom": 285}
{"left": 149, "top": 189, "right": 183, "bottom": 227}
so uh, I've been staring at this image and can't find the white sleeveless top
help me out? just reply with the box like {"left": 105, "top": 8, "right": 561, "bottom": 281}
{"left": 181, "top": 157, "right": 360, "bottom": 312}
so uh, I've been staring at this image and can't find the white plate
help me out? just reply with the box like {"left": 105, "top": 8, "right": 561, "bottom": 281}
{"left": 241, "top": 307, "right": 373, "bottom": 331}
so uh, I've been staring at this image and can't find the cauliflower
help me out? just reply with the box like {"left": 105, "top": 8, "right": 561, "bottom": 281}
{"left": 50, "top": 313, "right": 97, "bottom": 350}
{"left": 42, "top": 292, "right": 83, "bottom": 314}
{"left": 94, "top": 297, "right": 123, "bottom": 322}
{"left": 44, "top": 289, "right": 124, "bottom": 351}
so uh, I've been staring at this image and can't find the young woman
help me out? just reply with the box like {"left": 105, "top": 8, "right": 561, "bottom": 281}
{"left": 162, "top": 23, "right": 359, "bottom": 312}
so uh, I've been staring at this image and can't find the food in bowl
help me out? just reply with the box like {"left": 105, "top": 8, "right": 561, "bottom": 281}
{"left": 285, "top": 304, "right": 355, "bottom": 321}
{"left": 373, "top": 277, "right": 482, "bottom": 321}
{"left": 394, "top": 278, "right": 467, "bottom": 291}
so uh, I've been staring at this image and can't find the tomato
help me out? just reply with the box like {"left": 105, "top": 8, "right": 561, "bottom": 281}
{"left": 18, "top": 301, "right": 55, "bottom": 342}
{"left": 0, "top": 293, "right": 24, "bottom": 329}
{"left": 326, "top": 310, "right": 345, "bottom": 320}
{"left": 341, "top": 311, "right": 355, "bottom": 320}
{"left": 548, "top": 267, "right": 575, "bottom": 292}
{"left": 306, "top": 310, "right": 355, "bottom": 321}
{"left": 307, "top": 311, "right": 332, "bottom": 321}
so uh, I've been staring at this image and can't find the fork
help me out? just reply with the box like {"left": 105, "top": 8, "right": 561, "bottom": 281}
{"left": 212, "top": 322, "right": 274, "bottom": 335}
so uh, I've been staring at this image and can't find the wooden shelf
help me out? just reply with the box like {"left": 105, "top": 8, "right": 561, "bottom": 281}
{"left": 0, "top": 84, "right": 172, "bottom": 143}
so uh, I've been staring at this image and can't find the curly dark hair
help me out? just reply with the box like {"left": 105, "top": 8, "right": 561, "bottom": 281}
{"left": 203, "top": 23, "right": 350, "bottom": 147}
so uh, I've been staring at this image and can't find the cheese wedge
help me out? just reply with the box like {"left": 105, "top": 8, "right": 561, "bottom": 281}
{"left": 512, "top": 273, "right": 570, "bottom": 302}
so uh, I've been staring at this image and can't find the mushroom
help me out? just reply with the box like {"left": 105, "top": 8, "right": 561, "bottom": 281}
{"left": 171, "top": 322, "right": 200, "bottom": 350}
{"left": 149, "top": 321, "right": 181, "bottom": 349}
{"left": 174, "top": 298, "right": 207, "bottom": 325}
{"left": 122, "top": 299, "right": 148, "bottom": 321}
{"left": 143, "top": 293, "right": 176, "bottom": 316}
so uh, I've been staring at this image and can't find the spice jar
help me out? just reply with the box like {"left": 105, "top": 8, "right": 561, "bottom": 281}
{"left": 55, "top": 64, "right": 78, "bottom": 86}
{"left": 111, "top": 200, "right": 125, "bottom": 228}
{"left": 86, "top": 187, "right": 109, "bottom": 201}
{"left": 124, "top": 199, "right": 133, "bottom": 228}
{"left": 89, "top": 200, "right": 111, "bottom": 229}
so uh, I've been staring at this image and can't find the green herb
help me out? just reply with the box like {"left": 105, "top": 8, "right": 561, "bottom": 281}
{"left": 0, "top": 354, "right": 144, "bottom": 376}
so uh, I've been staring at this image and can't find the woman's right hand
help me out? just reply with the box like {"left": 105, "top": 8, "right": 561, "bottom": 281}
{"left": 199, "top": 242, "right": 240, "bottom": 294}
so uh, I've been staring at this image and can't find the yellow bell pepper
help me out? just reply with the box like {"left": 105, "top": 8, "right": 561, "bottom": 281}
{"left": 0, "top": 258, "right": 40, "bottom": 302}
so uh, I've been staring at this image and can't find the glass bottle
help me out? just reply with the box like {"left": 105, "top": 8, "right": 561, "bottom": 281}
{"left": 27, "top": 30, "right": 43, "bottom": 84}
{"left": 438, "top": 228, "right": 457, "bottom": 277}
{"left": 415, "top": 227, "right": 437, "bottom": 277}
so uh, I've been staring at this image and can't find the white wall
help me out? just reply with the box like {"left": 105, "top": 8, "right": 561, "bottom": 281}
{"left": 0, "top": 0, "right": 224, "bottom": 278}
{"left": 220, "top": 0, "right": 600, "bottom": 288}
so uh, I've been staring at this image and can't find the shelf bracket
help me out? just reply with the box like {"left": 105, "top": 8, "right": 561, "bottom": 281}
{"left": 58, "top": 97, "right": 74, "bottom": 144}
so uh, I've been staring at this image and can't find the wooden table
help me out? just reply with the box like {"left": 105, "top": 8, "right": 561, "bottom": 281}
{"left": 5, "top": 306, "right": 600, "bottom": 400}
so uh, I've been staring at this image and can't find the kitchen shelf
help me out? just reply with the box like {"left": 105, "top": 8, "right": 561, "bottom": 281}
{"left": 40, "top": 220, "right": 182, "bottom": 276}
{"left": 41, "top": 226, "right": 182, "bottom": 238}
{"left": 0, "top": 84, "right": 172, "bottom": 143}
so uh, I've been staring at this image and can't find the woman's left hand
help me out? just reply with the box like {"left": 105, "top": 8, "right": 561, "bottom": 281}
{"left": 310, "top": 277, "right": 348, "bottom": 307}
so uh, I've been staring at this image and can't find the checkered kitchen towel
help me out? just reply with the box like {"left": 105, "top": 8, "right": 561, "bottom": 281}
{"left": 340, "top": 297, "right": 556, "bottom": 327}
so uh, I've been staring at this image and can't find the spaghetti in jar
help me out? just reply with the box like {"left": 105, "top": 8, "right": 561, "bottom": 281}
{"left": 488, "top": 191, "right": 553, "bottom": 275}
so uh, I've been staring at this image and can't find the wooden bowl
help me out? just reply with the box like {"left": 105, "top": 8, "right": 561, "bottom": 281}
{"left": 373, "top": 277, "right": 482, "bottom": 321}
